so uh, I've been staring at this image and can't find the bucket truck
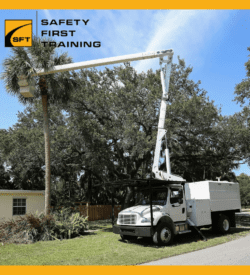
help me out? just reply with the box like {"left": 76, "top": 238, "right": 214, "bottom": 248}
{"left": 113, "top": 51, "right": 241, "bottom": 245}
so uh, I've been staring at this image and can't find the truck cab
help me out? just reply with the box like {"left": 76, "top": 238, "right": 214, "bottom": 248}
{"left": 113, "top": 182, "right": 190, "bottom": 245}
{"left": 117, "top": 184, "right": 186, "bottom": 226}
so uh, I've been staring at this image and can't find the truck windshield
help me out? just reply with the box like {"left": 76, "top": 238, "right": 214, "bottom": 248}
{"left": 135, "top": 190, "right": 168, "bottom": 206}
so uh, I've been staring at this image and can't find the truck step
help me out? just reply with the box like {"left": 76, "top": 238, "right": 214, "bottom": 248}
{"left": 178, "top": 230, "right": 192, "bottom": 234}
{"left": 175, "top": 222, "right": 188, "bottom": 226}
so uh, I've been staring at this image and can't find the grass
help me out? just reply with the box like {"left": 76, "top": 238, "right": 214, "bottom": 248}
{"left": 88, "top": 219, "right": 114, "bottom": 231}
{"left": 0, "top": 221, "right": 250, "bottom": 265}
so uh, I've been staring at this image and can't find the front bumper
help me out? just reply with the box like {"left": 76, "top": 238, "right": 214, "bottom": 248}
{"left": 113, "top": 225, "right": 152, "bottom": 237}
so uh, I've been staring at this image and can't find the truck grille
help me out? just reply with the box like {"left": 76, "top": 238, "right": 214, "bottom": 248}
{"left": 118, "top": 214, "right": 137, "bottom": 225}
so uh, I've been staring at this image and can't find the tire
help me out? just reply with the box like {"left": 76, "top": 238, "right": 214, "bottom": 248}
{"left": 217, "top": 214, "right": 230, "bottom": 234}
{"left": 153, "top": 223, "right": 174, "bottom": 246}
{"left": 120, "top": 235, "right": 137, "bottom": 241}
{"left": 152, "top": 231, "right": 158, "bottom": 244}
{"left": 211, "top": 215, "right": 219, "bottom": 232}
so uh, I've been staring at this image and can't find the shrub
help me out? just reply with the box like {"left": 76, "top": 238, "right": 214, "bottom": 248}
{"left": 0, "top": 213, "right": 55, "bottom": 244}
{"left": 51, "top": 207, "right": 88, "bottom": 239}
{"left": 0, "top": 207, "right": 88, "bottom": 245}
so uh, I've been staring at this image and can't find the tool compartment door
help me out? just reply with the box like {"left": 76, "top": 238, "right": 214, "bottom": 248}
{"left": 186, "top": 199, "right": 211, "bottom": 226}
{"left": 209, "top": 182, "right": 241, "bottom": 211}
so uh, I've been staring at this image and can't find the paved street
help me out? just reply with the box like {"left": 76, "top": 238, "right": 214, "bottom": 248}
{"left": 141, "top": 233, "right": 250, "bottom": 265}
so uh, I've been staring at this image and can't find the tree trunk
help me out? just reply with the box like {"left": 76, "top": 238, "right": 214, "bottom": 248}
{"left": 42, "top": 94, "right": 51, "bottom": 215}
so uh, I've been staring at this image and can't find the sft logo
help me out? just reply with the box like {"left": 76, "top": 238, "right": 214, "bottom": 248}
{"left": 5, "top": 20, "right": 32, "bottom": 47}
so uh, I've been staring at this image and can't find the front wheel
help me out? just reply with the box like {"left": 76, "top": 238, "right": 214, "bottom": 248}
{"left": 217, "top": 214, "right": 230, "bottom": 234}
{"left": 153, "top": 223, "right": 174, "bottom": 246}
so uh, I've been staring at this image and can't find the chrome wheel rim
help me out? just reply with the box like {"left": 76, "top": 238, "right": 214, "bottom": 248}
{"left": 223, "top": 219, "right": 229, "bottom": 231}
{"left": 160, "top": 228, "right": 171, "bottom": 243}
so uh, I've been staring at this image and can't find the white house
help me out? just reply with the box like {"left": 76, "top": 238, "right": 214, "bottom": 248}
{"left": 0, "top": 190, "right": 45, "bottom": 221}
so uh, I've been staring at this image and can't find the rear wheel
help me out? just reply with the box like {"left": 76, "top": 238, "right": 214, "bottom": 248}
{"left": 217, "top": 214, "right": 230, "bottom": 234}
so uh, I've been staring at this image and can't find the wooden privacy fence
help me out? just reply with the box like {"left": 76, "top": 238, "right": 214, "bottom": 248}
{"left": 51, "top": 203, "right": 122, "bottom": 221}
{"left": 77, "top": 205, "right": 121, "bottom": 221}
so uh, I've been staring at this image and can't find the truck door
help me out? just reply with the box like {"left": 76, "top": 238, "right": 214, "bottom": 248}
{"left": 168, "top": 187, "right": 186, "bottom": 222}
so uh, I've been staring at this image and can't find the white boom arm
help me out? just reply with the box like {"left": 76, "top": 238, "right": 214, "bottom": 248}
{"left": 152, "top": 55, "right": 185, "bottom": 181}
{"left": 18, "top": 49, "right": 174, "bottom": 97}
{"left": 36, "top": 50, "right": 174, "bottom": 76}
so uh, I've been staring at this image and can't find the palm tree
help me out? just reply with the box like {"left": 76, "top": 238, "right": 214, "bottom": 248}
{"left": 1, "top": 36, "right": 77, "bottom": 215}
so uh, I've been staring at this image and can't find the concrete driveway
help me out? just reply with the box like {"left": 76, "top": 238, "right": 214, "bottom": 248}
{"left": 140, "top": 232, "right": 250, "bottom": 265}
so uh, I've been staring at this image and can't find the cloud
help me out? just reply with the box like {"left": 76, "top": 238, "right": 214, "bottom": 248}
{"left": 68, "top": 10, "right": 154, "bottom": 57}
{"left": 43, "top": 10, "right": 52, "bottom": 23}
{"left": 134, "top": 10, "right": 232, "bottom": 73}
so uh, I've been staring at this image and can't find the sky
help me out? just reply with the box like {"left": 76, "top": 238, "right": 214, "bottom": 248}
{"left": 0, "top": 9, "right": 250, "bottom": 176}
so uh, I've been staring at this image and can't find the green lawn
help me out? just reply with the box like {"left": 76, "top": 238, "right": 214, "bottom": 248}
{"left": 1, "top": 222, "right": 250, "bottom": 265}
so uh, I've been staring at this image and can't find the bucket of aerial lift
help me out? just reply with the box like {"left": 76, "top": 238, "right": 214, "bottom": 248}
{"left": 18, "top": 75, "right": 35, "bottom": 98}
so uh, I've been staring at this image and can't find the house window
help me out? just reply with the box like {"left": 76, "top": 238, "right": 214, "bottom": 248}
{"left": 13, "top": 198, "right": 26, "bottom": 215}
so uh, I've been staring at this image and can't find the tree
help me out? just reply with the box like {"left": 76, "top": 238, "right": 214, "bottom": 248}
{"left": 68, "top": 65, "right": 160, "bottom": 182}
{"left": 1, "top": 36, "right": 77, "bottom": 214}
{"left": 0, "top": 130, "right": 13, "bottom": 189}
{"left": 162, "top": 58, "right": 247, "bottom": 182}
{"left": 0, "top": 164, "right": 12, "bottom": 190}
{"left": 234, "top": 47, "right": 250, "bottom": 106}
{"left": 67, "top": 58, "right": 243, "bottom": 207}
{"left": 1, "top": 55, "right": 246, "bottom": 210}
{"left": 64, "top": 64, "right": 162, "bottom": 208}
{"left": 234, "top": 46, "right": 250, "bottom": 167}
{"left": 0, "top": 99, "right": 84, "bottom": 206}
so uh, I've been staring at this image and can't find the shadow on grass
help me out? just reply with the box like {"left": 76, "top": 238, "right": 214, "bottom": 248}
{"left": 81, "top": 231, "right": 97, "bottom": 236}
{"left": 88, "top": 220, "right": 113, "bottom": 231}
{"left": 117, "top": 227, "right": 250, "bottom": 249}
{"left": 101, "top": 228, "right": 114, "bottom": 232}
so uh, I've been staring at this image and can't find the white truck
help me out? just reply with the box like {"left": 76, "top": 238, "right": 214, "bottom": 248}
{"left": 113, "top": 50, "right": 241, "bottom": 245}
{"left": 113, "top": 180, "right": 241, "bottom": 245}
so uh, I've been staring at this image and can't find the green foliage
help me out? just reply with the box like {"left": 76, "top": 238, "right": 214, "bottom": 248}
{"left": 237, "top": 173, "right": 250, "bottom": 206}
{"left": 0, "top": 213, "right": 55, "bottom": 244}
{"left": 51, "top": 207, "right": 88, "bottom": 239}
{"left": 233, "top": 46, "right": 250, "bottom": 170}
{"left": 1, "top": 36, "right": 79, "bottom": 215}
{"left": 0, "top": 208, "right": 88, "bottom": 244}
{"left": 68, "top": 59, "right": 245, "bottom": 184}
{"left": 234, "top": 47, "right": 250, "bottom": 106}
{"left": 1, "top": 36, "right": 77, "bottom": 105}
{"left": 68, "top": 65, "right": 160, "bottom": 182}
{"left": 161, "top": 58, "right": 247, "bottom": 181}
{"left": 0, "top": 164, "right": 12, "bottom": 189}
{"left": 0, "top": 101, "right": 45, "bottom": 190}
{"left": 1, "top": 55, "right": 248, "bottom": 206}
